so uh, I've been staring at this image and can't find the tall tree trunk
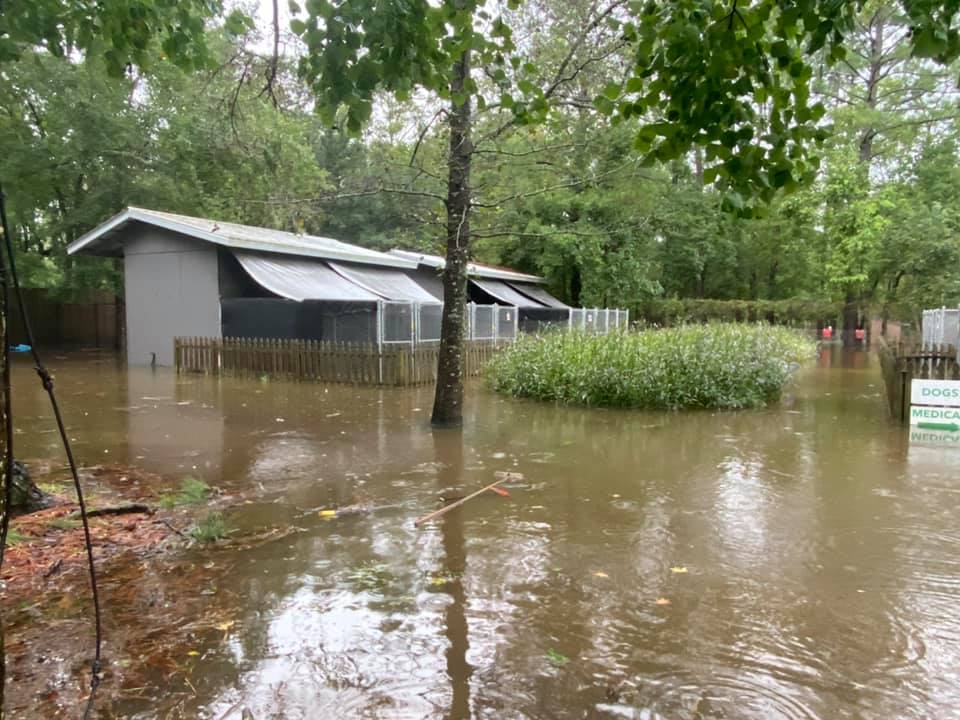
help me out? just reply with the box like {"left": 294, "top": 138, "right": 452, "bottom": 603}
{"left": 693, "top": 146, "right": 705, "bottom": 186}
{"left": 858, "top": 10, "right": 886, "bottom": 163}
{"left": 431, "top": 48, "right": 472, "bottom": 428}
{"left": 842, "top": 289, "right": 858, "bottom": 347}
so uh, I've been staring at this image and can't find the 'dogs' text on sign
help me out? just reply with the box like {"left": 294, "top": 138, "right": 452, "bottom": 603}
{"left": 911, "top": 379, "right": 960, "bottom": 407}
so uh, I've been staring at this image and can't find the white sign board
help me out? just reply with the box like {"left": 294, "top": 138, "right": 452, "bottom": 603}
{"left": 911, "top": 379, "right": 960, "bottom": 407}
{"left": 909, "top": 404, "right": 960, "bottom": 427}
{"left": 910, "top": 427, "right": 960, "bottom": 446}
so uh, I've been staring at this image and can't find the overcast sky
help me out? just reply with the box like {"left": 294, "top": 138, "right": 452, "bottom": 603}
{"left": 248, "top": 0, "right": 294, "bottom": 53}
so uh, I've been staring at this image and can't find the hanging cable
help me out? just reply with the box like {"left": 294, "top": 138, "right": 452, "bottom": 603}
{"left": 0, "top": 185, "right": 103, "bottom": 719}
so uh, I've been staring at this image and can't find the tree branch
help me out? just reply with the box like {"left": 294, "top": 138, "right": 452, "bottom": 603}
{"left": 471, "top": 160, "right": 648, "bottom": 209}
{"left": 410, "top": 109, "right": 446, "bottom": 166}
{"left": 259, "top": 0, "right": 281, "bottom": 108}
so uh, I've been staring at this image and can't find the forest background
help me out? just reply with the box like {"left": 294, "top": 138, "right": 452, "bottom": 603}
{"left": 2, "top": 0, "right": 959, "bottom": 329}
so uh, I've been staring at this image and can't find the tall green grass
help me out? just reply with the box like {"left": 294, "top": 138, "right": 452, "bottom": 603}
{"left": 487, "top": 324, "right": 814, "bottom": 410}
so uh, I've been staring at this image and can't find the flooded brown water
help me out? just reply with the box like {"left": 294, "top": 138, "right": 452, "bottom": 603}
{"left": 7, "top": 347, "right": 960, "bottom": 719}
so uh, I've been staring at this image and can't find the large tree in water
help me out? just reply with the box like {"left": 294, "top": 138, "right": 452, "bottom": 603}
{"left": 293, "top": 0, "right": 960, "bottom": 427}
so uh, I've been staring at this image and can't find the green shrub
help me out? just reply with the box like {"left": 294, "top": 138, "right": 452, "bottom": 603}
{"left": 633, "top": 298, "right": 845, "bottom": 327}
{"left": 159, "top": 477, "right": 211, "bottom": 509}
{"left": 49, "top": 516, "right": 81, "bottom": 531}
{"left": 189, "top": 512, "right": 229, "bottom": 543}
{"left": 5, "top": 528, "right": 29, "bottom": 546}
{"left": 487, "top": 324, "right": 814, "bottom": 410}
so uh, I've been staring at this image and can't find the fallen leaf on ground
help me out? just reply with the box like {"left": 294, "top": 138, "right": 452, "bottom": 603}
{"left": 655, "top": 598, "right": 672, "bottom": 606}
{"left": 488, "top": 486, "right": 510, "bottom": 497}
{"left": 593, "top": 571, "right": 609, "bottom": 578}
{"left": 215, "top": 620, "right": 235, "bottom": 631}
{"left": 546, "top": 648, "right": 569, "bottom": 666}
{"left": 186, "top": 650, "right": 200, "bottom": 656}
{"left": 318, "top": 510, "right": 337, "bottom": 518}
{"left": 670, "top": 566, "right": 688, "bottom": 574}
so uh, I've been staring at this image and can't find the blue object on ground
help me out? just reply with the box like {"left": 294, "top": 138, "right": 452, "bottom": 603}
{"left": 9, "top": 344, "right": 31, "bottom": 352}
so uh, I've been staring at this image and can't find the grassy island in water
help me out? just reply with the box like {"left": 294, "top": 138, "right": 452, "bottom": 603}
{"left": 487, "top": 323, "right": 815, "bottom": 410}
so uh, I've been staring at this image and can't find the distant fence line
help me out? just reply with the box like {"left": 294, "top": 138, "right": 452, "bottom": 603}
{"left": 379, "top": 302, "right": 628, "bottom": 346}
{"left": 878, "top": 340, "right": 960, "bottom": 423}
{"left": 175, "top": 336, "right": 507, "bottom": 387}
{"left": 9, "top": 288, "right": 121, "bottom": 349}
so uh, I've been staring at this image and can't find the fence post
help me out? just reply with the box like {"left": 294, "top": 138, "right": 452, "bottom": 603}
{"left": 376, "top": 299, "right": 384, "bottom": 384}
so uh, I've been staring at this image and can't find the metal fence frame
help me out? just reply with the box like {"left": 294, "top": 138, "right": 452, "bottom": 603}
{"left": 568, "top": 307, "right": 629, "bottom": 333}
{"left": 377, "top": 300, "right": 628, "bottom": 350}
{"left": 922, "top": 306, "right": 960, "bottom": 356}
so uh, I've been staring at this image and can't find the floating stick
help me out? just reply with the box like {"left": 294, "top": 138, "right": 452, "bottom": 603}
{"left": 414, "top": 476, "right": 514, "bottom": 527}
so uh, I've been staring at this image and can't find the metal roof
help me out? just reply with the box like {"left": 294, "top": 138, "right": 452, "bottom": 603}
{"left": 388, "top": 249, "right": 545, "bottom": 283}
{"left": 67, "top": 207, "right": 418, "bottom": 269}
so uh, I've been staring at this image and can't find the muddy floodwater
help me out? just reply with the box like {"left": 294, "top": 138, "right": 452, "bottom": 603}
{"left": 7, "top": 347, "right": 960, "bottom": 719}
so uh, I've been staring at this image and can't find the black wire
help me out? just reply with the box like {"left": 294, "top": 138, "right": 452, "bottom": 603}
{"left": 0, "top": 185, "right": 103, "bottom": 719}
{"left": 0, "top": 186, "right": 14, "bottom": 718}
{"left": 0, "top": 237, "right": 12, "bottom": 571}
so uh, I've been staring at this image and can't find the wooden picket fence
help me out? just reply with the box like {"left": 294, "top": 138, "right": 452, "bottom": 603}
{"left": 878, "top": 340, "right": 960, "bottom": 423}
{"left": 174, "top": 336, "right": 507, "bottom": 387}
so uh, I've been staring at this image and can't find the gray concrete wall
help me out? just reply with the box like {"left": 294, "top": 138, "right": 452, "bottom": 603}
{"left": 123, "top": 228, "right": 221, "bottom": 366}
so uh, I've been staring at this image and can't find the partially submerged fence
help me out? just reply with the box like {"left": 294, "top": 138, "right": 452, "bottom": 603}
{"left": 878, "top": 340, "right": 960, "bottom": 423}
{"left": 175, "top": 336, "right": 506, "bottom": 387}
{"left": 177, "top": 301, "right": 627, "bottom": 386}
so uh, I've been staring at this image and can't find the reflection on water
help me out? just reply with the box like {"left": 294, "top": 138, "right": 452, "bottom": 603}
{"left": 9, "top": 346, "right": 960, "bottom": 719}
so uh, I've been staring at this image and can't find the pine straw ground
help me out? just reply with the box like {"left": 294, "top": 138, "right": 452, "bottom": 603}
{"left": 1, "top": 464, "right": 181, "bottom": 597}
{"left": 1, "top": 462, "right": 304, "bottom": 717}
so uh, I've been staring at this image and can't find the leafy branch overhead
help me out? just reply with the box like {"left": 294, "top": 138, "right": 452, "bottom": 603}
{"left": 604, "top": 0, "right": 960, "bottom": 213}
{"left": 291, "top": 0, "right": 960, "bottom": 213}
{"left": 291, "top": 0, "right": 522, "bottom": 131}
{"left": 0, "top": 0, "right": 253, "bottom": 75}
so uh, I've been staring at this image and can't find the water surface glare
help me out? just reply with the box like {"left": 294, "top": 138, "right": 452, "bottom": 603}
{"left": 10, "top": 347, "right": 960, "bottom": 719}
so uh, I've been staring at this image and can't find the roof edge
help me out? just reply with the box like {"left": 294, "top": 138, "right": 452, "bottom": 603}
{"left": 68, "top": 207, "right": 418, "bottom": 269}
{"left": 389, "top": 249, "right": 545, "bottom": 283}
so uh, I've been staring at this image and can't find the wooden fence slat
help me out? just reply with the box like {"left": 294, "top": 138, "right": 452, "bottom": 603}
{"left": 878, "top": 339, "right": 960, "bottom": 423}
{"left": 174, "top": 336, "right": 506, "bottom": 387}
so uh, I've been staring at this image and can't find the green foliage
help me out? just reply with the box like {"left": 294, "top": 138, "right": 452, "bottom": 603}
{"left": 0, "top": 0, "right": 249, "bottom": 74}
{"left": 546, "top": 648, "right": 570, "bottom": 666}
{"left": 635, "top": 298, "right": 844, "bottom": 326}
{"left": 293, "top": 0, "right": 515, "bottom": 130}
{"left": 159, "top": 477, "right": 211, "bottom": 509}
{"left": 488, "top": 325, "right": 814, "bottom": 410}
{"left": 49, "top": 516, "right": 81, "bottom": 531}
{"left": 4, "top": 0, "right": 960, "bottom": 323}
{"left": 0, "top": 40, "right": 332, "bottom": 293}
{"left": 611, "top": 0, "right": 960, "bottom": 210}
{"left": 5, "top": 528, "right": 29, "bottom": 546}
{"left": 189, "top": 512, "right": 229, "bottom": 543}
{"left": 347, "top": 561, "right": 393, "bottom": 593}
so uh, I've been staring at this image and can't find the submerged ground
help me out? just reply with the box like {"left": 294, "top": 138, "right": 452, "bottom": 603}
{"left": 4, "top": 347, "right": 959, "bottom": 719}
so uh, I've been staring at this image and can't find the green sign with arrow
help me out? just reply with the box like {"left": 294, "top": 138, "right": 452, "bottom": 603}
{"left": 917, "top": 421, "right": 960, "bottom": 432}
